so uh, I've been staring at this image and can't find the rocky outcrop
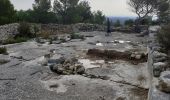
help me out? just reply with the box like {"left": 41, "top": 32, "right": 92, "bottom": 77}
{"left": 0, "top": 23, "right": 106, "bottom": 42}
{"left": 41, "top": 23, "right": 106, "bottom": 35}
{"left": 158, "top": 71, "right": 170, "bottom": 93}
{"left": 148, "top": 26, "right": 170, "bottom": 100}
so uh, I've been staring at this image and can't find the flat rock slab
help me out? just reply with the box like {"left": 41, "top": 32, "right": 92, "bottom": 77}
{"left": 40, "top": 75, "right": 147, "bottom": 100}
{"left": 0, "top": 31, "right": 149, "bottom": 100}
{"left": 86, "top": 60, "right": 149, "bottom": 89}
{"left": 9, "top": 48, "right": 49, "bottom": 61}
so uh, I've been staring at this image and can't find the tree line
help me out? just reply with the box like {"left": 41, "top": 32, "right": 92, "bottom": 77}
{"left": 0, "top": 0, "right": 106, "bottom": 25}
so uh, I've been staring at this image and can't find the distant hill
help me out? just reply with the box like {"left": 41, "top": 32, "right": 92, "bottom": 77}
{"left": 108, "top": 16, "right": 137, "bottom": 25}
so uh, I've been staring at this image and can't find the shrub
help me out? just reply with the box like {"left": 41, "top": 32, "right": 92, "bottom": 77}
{"left": 37, "top": 30, "right": 51, "bottom": 39}
{"left": 157, "top": 25, "right": 170, "bottom": 49}
{"left": 0, "top": 47, "right": 8, "bottom": 54}
{"left": 71, "top": 33, "right": 85, "bottom": 40}
{"left": 2, "top": 37, "right": 28, "bottom": 45}
{"left": 17, "top": 22, "right": 35, "bottom": 38}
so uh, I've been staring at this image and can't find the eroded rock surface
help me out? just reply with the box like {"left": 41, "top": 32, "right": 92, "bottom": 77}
{"left": 0, "top": 31, "right": 149, "bottom": 100}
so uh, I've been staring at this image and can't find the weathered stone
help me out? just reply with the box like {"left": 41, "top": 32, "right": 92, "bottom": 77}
{"left": 153, "top": 51, "right": 167, "bottom": 59}
{"left": 0, "top": 23, "right": 19, "bottom": 41}
{"left": 48, "top": 56, "right": 66, "bottom": 65}
{"left": 52, "top": 41, "right": 61, "bottom": 44}
{"left": 130, "top": 54, "right": 136, "bottom": 58}
{"left": 158, "top": 71, "right": 170, "bottom": 93}
{"left": 75, "top": 63, "right": 85, "bottom": 74}
{"left": 153, "top": 62, "right": 167, "bottom": 77}
{"left": 153, "top": 56, "right": 167, "bottom": 62}
{"left": 135, "top": 54, "right": 142, "bottom": 60}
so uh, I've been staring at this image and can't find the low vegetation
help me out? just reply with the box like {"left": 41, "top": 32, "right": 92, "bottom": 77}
{"left": 2, "top": 37, "right": 29, "bottom": 45}
{"left": 0, "top": 47, "right": 8, "bottom": 54}
{"left": 70, "top": 33, "right": 85, "bottom": 40}
{"left": 17, "top": 22, "right": 36, "bottom": 38}
{"left": 2, "top": 22, "right": 39, "bottom": 45}
{"left": 157, "top": 25, "right": 170, "bottom": 50}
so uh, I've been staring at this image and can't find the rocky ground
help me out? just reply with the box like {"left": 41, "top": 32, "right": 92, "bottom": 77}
{"left": 0, "top": 31, "right": 149, "bottom": 100}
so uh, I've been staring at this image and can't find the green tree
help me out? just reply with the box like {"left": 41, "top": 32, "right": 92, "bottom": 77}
{"left": 156, "top": 0, "right": 170, "bottom": 24}
{"left": 53, "top": 0, "right": 79, "bottom": 24}
{"left": 32, "top": 0, "right": 57, "bottom": 23}
{"left": 114, "top": 20, "right": 121, "bottom": 27}
{"left": 77, "top": 1, "right": 93, "bottom": 23}
{"left": 0, "top": 0, "right": 15, "bottom": 25}
{"left": 124, "top": 19, "right": 134, "bottom": 27}
{"left": 92, "top": 11, "right": 105, "bottom": 24}
{"left": 15, "top": 10, "right": 34, "bottom": 22}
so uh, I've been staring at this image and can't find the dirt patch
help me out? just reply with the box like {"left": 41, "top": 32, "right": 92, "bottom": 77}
{"left": 87, "top": 49, "right": 147, "bottom": 64}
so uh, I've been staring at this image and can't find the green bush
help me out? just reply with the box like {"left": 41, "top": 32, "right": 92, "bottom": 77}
{"left": 17, "top": 22, "right": 35, "bottom": 38}
{"left": 0, "top": 47, "right": 7, "bottom": 54}
{"left": 157, "top": 25, "right": 170, "bottom": 49}
{"left": 2, "top": 37, "right": 28, "bottom": 45}
{"left": 71, "top": 33, "right": 85, "bottom": 40}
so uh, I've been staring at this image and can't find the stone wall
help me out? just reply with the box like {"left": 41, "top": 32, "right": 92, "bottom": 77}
{"left": 148, "top": 26, "right": 170, "bottom": 100}
{"left": 41, "top": 23, "right": 106, "bottom": 35}
{"left": 0, "top": 23, "right": 106, "bottom": 41}
{"left": 0, "top": 23, "right": 19, "bottom": 41}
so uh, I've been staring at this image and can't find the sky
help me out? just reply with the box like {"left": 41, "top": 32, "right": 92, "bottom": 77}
{"left": 10, "top": 0, "right": 136, "bottom": 17}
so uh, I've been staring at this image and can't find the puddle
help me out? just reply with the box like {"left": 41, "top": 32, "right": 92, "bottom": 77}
{"left": 78, "top": 59, "right": 104, "bottom": 69}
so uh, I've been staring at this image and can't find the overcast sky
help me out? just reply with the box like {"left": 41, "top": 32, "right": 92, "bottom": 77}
{"left": 10, "top": 0, "right": 136, "bottom": 17}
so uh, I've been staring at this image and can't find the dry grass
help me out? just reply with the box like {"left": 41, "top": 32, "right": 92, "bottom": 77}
{"left": 37, "top": 30, "right": 52, "bottom": 39}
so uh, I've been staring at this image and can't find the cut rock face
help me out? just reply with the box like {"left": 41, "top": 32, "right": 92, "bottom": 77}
{"left": 158, "top": 71, "right": 170, "bottom": 93}
{"left": 87, "top": 49, "right": 147, "bottom": 64}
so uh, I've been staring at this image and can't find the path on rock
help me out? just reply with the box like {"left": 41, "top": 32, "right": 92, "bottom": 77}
{"left": 0, "top": 32, "right": 149, "bottom": 100}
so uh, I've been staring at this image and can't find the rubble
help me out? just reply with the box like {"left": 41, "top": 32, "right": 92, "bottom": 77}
{"left": 49, "top": 57, "right": 85, "bottom": 75}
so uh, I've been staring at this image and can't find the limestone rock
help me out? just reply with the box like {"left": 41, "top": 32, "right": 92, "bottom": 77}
{"left": 135, "top": 54, "right": 142, "bottom": 60}
{"left": 158, "top": 71, "right": 170, "bottom": 93}
{"left": 153, "top": 51, "right": 167, "bottom": 59}
{"left": 153, "top": 62, "right": 167, "bottom": 77}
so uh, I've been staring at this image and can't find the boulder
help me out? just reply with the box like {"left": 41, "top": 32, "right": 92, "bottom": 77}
{"left": 153, "top": 62, "right": 167, "bottom": 77}
{"left": 153, "top": 51, "right": 167, "bottom": 59}
{"left": 135, "top": 54, "right": 142, "bottom": 60}
{"left": 158, "top": 71, "right": 170, "bottom": 93}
